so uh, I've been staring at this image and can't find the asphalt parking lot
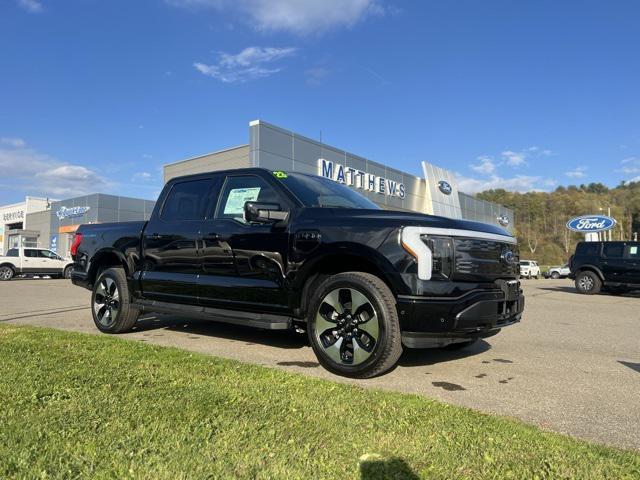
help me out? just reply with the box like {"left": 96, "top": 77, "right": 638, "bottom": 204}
{"left": 1, "top": 278, "right": 639, "bottom": 451}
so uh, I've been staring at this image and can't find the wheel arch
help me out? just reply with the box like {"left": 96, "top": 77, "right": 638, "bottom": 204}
{"left": 575, "top": 265, "right": 605, "bottom": 281}
{"left": 0, "top": 262, "right": 17, "bottom": 273}
{"left": 87, "top": 249, "right": 129, "bottom": 286}
{"left": 293, "top": 248, "right": 400, "bottom": 319}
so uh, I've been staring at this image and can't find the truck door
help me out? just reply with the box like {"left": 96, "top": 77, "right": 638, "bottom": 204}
{"left": 601, "top": 242, "right": 630, "bottom": 283}
{"left": 623, "top": 243, "right": 640, "bottom": 284}
{"left": 22, "top": 248, "right": 41, "bottom": 273}
{"left": 141, "top": 177, "right": 215, "bottom": 304}
{"left": 198, "top": 173, "right": 292, "bottom": 313}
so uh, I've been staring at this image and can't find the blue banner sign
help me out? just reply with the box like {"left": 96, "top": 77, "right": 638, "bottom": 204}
{"left": 566, "top": 215, "right": 616, "bottom": 232}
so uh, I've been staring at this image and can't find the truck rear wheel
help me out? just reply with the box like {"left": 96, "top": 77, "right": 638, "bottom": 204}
{"left": 307, "top": 272, "right": 402, "bottom": 378}
{"left": 91, "top": 267, "right": 139, "bottom": 333}
{"left": 575, "top": 271, "right": 601, "bottom": 295}
{"left": 0, "top": 266, "right": 14, "bottom": 281}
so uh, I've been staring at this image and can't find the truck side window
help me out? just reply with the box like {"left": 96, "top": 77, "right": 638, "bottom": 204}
{"left": 625, "top": 244, "right": 640, "bottom": 259}
{"left": 24, "top": 249, "right": 38, "bottom": 258}
{"left": 215, "top": 176, "right": 280, "bottom": 223}
{"left": 161, "top": 179, "right": 213, "bottom": 221}
{"left": 6, "top": 249, "right": 18, "bottom": 257}
{"left": 38, "top": 250, "right": 57, "bottom": 259}
{"left": 602, "top": 243, "right": 624, "bottom": 258}
{"left": 576, "top": 243, "right": 599, "bottom": 256}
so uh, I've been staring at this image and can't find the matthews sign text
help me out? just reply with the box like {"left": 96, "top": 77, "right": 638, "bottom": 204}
{"left": 318, "top": 159, "right": 406, "bottom": 199}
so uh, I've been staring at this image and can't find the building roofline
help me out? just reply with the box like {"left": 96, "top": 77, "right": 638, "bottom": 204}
{"left": 163, "top": 144, "right": 249, "bottom": 168}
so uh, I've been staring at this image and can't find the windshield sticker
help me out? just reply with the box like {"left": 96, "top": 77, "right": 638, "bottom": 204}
{"left": 223, "top": 187, "right": 261, "bottom": 215}
{"left": 272, "top": 171, "right": 288, "bottom": 179}
{"left": 630, "top": 246, "right": 638, "bottom": 255}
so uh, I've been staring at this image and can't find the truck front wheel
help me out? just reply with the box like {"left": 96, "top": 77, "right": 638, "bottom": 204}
{"left": 307, "top": 272, "right": 402, "bottom": 378}
{"left": 91, "top": 267, "right": 139, "bottom": 333}
{"left": 0, "top": 266, "right": 15, "bottom": 281}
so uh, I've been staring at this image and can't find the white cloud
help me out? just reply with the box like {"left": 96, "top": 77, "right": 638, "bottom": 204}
{"left": 0, "top": 139, "right": 107, "bottom": 197}
{"left": 470, "top": 156, "right": 496, "bottom": 175}
{"left": 194, "top": 46, "right": 296, "bottom": 83}
{"left": 305, "top": 67, "right": 331, "bottom": 86}
{"left": 167, "top": 0, "right": 387, "bottom": 35}
{"left": 501, "top": 150, "right": 526, "bottom": 167}
{"left": 456, "top": 173, "right": 553, "bottom": 194}
{"left": 0, "top": 137, "right": 26, "bottom": 148}
{"left": 565, "top": 166, "right": 587, "bottom": 179}
{"left": 133, "top": 171, "right": 153, "bottom": 181}
{"left": 617, "top": 157, "right": 640, "bottom": 175}
{"left": 17, "top": 0, "right": 42, "bottom": 13}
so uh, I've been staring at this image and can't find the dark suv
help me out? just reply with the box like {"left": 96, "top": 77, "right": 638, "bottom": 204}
{"left": 570, "top": 241, "right": 640, "bottom": 294}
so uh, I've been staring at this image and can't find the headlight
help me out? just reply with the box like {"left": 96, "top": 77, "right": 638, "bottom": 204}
{"left": 401, "top": 226, "right": 454, "bottom": 280}
{"left": 422, "top": 235, "right": 454, "bottom": 278}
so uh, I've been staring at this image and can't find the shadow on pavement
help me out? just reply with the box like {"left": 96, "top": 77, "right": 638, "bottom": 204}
{"left": 537, "top": 286, "right": 640, "bottom": 298}
{"left": 359, "top": 456, "right": 420, "bottom": 479}
{"left": 132, "top": 314, "right": 308, "bottom": 350}
{"left": 399, "top": 339, "right": 491, "bottom": 367}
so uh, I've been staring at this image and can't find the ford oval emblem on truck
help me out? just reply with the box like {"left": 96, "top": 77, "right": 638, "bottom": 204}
{"left": 566, "top": 215, "right": 616, "bottom": 232}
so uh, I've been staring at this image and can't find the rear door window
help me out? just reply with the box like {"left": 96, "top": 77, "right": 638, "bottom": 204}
{"left": 603, "top": 243, "right": 624, "bottom": 258}
{"left": 160, "top": 179, "right": 214, "bottom": 222}
{"left": 576, "top": 242, "right": 599, "bottom": 256}
{"left": 24, "top": 249, "right": 38, "bottom": 258}
{"left": 624, "top": 243, "right": 640, "bottom": 259}
{"left": 6, "top": 249, "right": 18, "bottom": 257}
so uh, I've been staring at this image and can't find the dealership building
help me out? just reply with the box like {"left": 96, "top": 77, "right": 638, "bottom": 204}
{"left": 165, "top": 120, "right": 514, "bottom": 232}
{"left": 0, "top": 194, "right": 155, "bottom": 256}
{"left": 0, "top": 119, "right": 513, "bottom": 257}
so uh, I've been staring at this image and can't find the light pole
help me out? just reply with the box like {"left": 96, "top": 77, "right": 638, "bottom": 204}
{"left": 598, "top": 206, "right": 613, "bottom": 242}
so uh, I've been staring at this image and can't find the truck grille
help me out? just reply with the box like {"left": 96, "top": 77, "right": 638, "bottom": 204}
{"left": 454, "top": 238, "right": 519, "bottom": 280}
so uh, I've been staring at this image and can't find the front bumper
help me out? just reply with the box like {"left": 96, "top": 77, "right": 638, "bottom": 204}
{"left": 397, "top": 282, "right": 524, "bottom": 348}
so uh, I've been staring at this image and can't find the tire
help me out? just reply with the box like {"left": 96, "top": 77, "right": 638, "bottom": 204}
{"left": 307, "top": 272, "right": 402, "bottom": 378}
{"left": 63, "top": 265, "right": 73, "bottom": 279}
{"left": 444, "top": 339, "right": 478, "bottom": 350}
{"left": 534, "top": 274, "right": 539, "bottom": 280}
{"left": 0, "top": 265, "right": 15, "bottom": 281}
{"left": 551, "top": 272, "right": 560, "bottom": 279}
{"left": 575, "top": 271, "right": 602, "bottom": 295}
{"left": 91, "top": 267, "right": 139, "bottom": 333}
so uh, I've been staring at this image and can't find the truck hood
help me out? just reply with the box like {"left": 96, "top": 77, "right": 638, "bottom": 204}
{"left": 322, "top": 208, "right": 514, "bottom": 238}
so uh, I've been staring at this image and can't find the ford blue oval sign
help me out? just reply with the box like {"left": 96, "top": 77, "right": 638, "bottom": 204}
{"left": 566, "top": 215, "right": 616, "bottom": 233}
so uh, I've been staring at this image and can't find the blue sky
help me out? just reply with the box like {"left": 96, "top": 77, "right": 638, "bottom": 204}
{"left": 1, "top": 0, "right": 639, "bottom": 204}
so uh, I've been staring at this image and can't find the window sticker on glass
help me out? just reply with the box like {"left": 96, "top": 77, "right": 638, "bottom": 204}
{"left": 223, "top": 187, "right": 261, "bottom": 215}
{"left": 630, "top": 246, "right": 638, "bottom": 255}
{"left": 272, "top": 171, "right": 288, "bottom": 179}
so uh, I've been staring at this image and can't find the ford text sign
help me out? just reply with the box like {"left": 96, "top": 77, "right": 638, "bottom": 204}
{"left": 566, "top": 215, "right": 616, "bottom": 233}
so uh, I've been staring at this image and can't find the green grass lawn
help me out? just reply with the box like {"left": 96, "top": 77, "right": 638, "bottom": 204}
{"left": 0, "top": 325, "right": 638, "bottom": 479}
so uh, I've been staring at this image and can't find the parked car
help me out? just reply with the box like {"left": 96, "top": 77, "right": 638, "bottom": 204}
{"left": 519, "top": 260, "right": 540, "bottom": 279}
{"left": 70, "top": 168, "right": 524, "bottom": 378}
{"left": 0, "top": 247, "right": 74, "bottom": 280}
{"left": 570, "top": 241, "right": 640, "bottom": 295}
{"left": 546, "top": 264, "right": 571, "bottom": 279}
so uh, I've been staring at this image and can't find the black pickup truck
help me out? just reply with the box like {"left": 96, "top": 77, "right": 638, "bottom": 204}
{"left": 71, "top": 168, "right": 523, "bottom": 377}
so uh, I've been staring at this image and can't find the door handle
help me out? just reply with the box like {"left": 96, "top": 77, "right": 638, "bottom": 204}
{"left": 203, "top": 233, "right": 229, "bottom": 241}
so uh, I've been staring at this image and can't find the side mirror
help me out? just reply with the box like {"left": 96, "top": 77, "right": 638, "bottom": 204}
{"left": 244, "top": 202, "right": 288, "bottom": 224}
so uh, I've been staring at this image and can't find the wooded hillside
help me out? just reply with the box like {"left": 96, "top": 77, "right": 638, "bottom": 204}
{"left": 476, "top": 182, "right": 640, "bottom": 266}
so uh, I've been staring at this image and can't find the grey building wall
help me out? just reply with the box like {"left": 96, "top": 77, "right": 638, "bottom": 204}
{"left": 250, "top": 120, "right": 425, "bottom": 212}
{"left": 48, "top": 194, "right": 155, "bottom": 254}
{"left": 24, "top": 209, "right": 51, "bottom": 248}
{"left": 422, "top": 161, "right": 463, "bottom": 219}
{"left": 164, "top": 145, "right": 250, "bottom": 183}
{"left": 459, "top": 192, "right": 514, "bottom": 233}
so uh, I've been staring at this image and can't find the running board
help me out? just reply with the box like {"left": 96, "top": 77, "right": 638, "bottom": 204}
{"left": 134, "top": 299, "right": 292, "bottom": 330}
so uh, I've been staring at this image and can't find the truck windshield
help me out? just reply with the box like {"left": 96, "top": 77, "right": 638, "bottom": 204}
{"left": 278, "top": 173, "right": 380, "bottom": 209}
